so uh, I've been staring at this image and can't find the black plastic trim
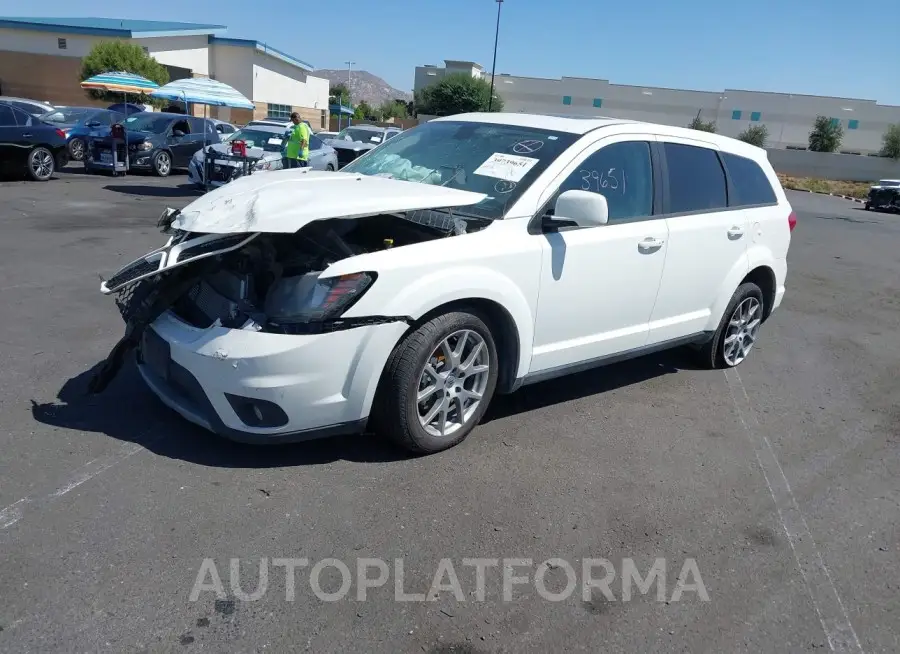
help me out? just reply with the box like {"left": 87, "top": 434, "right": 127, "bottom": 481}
{"left": 510, "top": 332, "right": 713, "bottom": 390}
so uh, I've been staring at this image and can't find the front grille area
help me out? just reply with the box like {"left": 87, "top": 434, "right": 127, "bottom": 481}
{"left": 335, "top": 149, "right": 359, "bottom": 168}
{"left": 106, "top": 253, "right": 163, "bottom": 290}
{"left": 177, "top": 234, "right": 253, "bottom": 263}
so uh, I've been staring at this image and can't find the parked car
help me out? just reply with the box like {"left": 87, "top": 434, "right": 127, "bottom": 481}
{"left": 85, "top": 112, "right": 220, "bottom": 176}
{"left": 37, "top": 106, "right": 125, "bottom": 161}
{"left": 324, "top": 124, "right": 402, "bottom": 168}
{"left": 0, "top": 96, "right": 55, "bottom": 118}
{"left": 210, "top": 119, "right": 237, "bottom": 136}
{"left": 246, "top": 118, "right": 312, "bottom": 130}
{"left": 187, "top": 123, "right": 337, "bottom": 188}
{"left": 107, "top": 102, "right": 145, "bottom": 116}
{"left": 92, "top": 112, "right": 795, "bottom": 454}
{"left": 865, "top": 179, "right": 900, "bottom": 212}
{"left": 316, "top": 130, "right": 339, "bottom": 140}
{"left": 0, "top": 102, "right": 68, "bottom": 180}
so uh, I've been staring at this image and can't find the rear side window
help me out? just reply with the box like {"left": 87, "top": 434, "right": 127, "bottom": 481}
{"left": 720, "top": 152, "right": 777, "bottom": 206}
{"left": 0, "top": 105, "right": 15, "bottom": 126}
{"left": 663, "top": 142, "right": 727, "bottom": 213}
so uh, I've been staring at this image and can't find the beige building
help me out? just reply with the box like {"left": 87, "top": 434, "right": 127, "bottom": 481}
{"left": 0, "top": 16, "right": 330, "bottom": 127}
{"left": 414, "top": 60, "right": 900, "bottom": 155}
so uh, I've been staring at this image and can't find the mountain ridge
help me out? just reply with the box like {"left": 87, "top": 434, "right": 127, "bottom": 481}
{"left": 313, "top": 69, "right": 412, "bottom": 107}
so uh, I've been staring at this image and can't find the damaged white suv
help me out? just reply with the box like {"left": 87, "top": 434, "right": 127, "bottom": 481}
{"left": 91, "top": 113, "right": 795, "bottom": 453}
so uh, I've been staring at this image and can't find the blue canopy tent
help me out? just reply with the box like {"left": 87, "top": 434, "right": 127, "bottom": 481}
{"left": 150, "top": 78, "right": 255, "bottom": 190}
{"left": 330, "top": 103, "right": 354, "bottom": 131}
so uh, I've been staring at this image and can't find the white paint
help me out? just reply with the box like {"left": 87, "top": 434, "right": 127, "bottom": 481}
{"left": 0, "top": 27, "right": 99, "bottom": 57}
{"left": 135, "top": 35, "right": 209, "bottom": 75}
{"left": 252, "top": 59, "right": 329, "bottom": 109}
{"left": 725, "top": 369, "right": 862, "bottom": 653}
{"left": 0, "top": 442, "right": 146, "bottom": 531}
{"left": 210, "top": 43, "right": 254, "bottom": 100}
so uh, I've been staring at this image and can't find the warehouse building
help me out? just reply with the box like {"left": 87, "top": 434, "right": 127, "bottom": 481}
{"left": 414, "top": 60, "right": 900, "bottom": 155}
{"left": 0, "top": 17, "right": 330, "bottom": 127}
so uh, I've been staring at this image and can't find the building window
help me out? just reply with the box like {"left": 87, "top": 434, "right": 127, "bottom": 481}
{"left": 57, "top": 38, "right": 67, "bottom": 50}
{"left": 750, "top": 111, "right": 761, "bottom": 122}
{"left": 267, "top": 103, "right": 292, "bottom": 119}
{"left": 732, "top": 110, "right": 742, "bottom": 120}
{"left": 592, "top": 98, "right": 602, "bottom": 108}
{"left": 848, "top": 119, "right": 859, "bottom": 130}
{"left": 562, "top": 95, "right": 572, "bottom": 106}
{"left": 829, "top": 118, "right": 840, "bottom": 127}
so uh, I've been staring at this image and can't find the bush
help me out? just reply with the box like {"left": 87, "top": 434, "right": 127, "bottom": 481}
{"left": 687, "top": 115, "right": 716, "bottom": 133}
{"left": 808, "top": 115, "right": 843, "bottom": 152}
{"left": 80, "top": 40, "right": 169, "bottom": 104}
{"left": 415, "top": 72, "right": 503, "bottom": 117}
{"left": 738, "top": 124, "right": 769, "bottom": 147}
{"left": 881, "top": 124, "right": 900, "bottom": 160}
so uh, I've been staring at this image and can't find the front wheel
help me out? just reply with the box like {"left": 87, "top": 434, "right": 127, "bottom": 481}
{"left": 69, "top": 137, "right": 85, "bottom": 161}
{"left": 27, "top": 146, "right": 55, "bottom": 181}
{"left": 697, "top": 282, "right": 764, "bottom": 369}
{"left": 326, "top": 163, "right": 335, "bottom": 171}
{"left": 152, "top": 150, "right": 171, "bottom": 177}
{"left": 373, "top": 311, "right": 499, "bottom": 454}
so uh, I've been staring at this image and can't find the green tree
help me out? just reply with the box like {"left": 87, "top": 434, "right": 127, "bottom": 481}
{"left": 415, "top": 72, "right": 503, "bottom": 116}
{"left": 687, "top": 113, "right": 717, "bottom": 133}
{"left": 738, "top": 124, "right": 769, "bottom": 147}
{"left": 881, "top": 123, "right": 900, "bottom": 159}
{"left": 329, "top": 82, "right": 350, "bottom": 107}
{"left": 379, "top": 99, "right": 409, "bottom": 120}
{"left": 354, "top": 101, "right": 376, "bottom": 121}
{"left": 80, "top": 40, "right": 169, "bottom": 104}
{"left": 808, "top": 115, "right": 843, "bottom": 152}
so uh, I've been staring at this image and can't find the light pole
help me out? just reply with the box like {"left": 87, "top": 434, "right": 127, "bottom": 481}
{"left": 344, "top": 60, "right": 355, "bottom": 127}
{"left": 488, "top": 0, "right": 503, "bottom": 112}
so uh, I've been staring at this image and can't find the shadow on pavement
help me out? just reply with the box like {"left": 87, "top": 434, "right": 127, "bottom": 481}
{"left": 102, "top": 183, "right": 201, "bottom": 198}
{"left": 32, "top": 347, "right": 704, "bottom": 467}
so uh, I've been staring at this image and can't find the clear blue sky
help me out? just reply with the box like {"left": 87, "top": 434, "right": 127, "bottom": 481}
{"left": 8, "top": 0, "right": 900, "bottom": 105}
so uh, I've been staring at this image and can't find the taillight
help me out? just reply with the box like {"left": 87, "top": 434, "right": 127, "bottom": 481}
{"left": 788, "top": 211, "right": 797, "bottom": 232}
{"left": 55, "top": 128, "right": 66, "bottom": 139}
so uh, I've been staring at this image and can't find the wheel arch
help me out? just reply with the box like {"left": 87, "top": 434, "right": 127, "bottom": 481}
{"left": 741, "top": 265, "right": 777, "bottom": 321}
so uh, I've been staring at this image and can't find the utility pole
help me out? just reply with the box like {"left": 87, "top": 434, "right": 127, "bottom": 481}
{"left": 341, "top": 60, "right": 355, "bottom": 128}
{"left": 488, "top": 0, "right": 503, "bottom": 112}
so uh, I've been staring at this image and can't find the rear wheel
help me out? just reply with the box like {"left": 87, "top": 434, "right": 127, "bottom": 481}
{"left": 69, "top": 137, "right": 85, "bottom": 161}
{"left": 27, "top": 147, "right": 55, "bottom": 181}
{"left": 152, "top": 150, "right": 171, "bottom": 177}
{"left": 697, "top": 283, "right": 764, "bottom": 369}
{"left": 373, "top": 311, "right": 499, "bottom": 454}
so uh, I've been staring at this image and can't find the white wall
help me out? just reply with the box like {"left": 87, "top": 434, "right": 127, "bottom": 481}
{"left": 134, "top": 35, "right": 209, "bottom": 75}
{"left": 252, "top": 51, "right": 328, "bottom": 109}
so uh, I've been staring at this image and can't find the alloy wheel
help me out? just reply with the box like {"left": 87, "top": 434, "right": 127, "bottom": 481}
{"left": 30, "top": 149, "right": 54, "bottom": 180}
{"left": 70, "top": 139, "right": 85, "bottom": 161}
{"left": 157, "top": 153, "right": 171, "bottom": 176}
{"left": 723, "top": 297, "right": 762, "bottom": 366}
{"left": 416, "top": 330, "right": 490, "bottom": 439}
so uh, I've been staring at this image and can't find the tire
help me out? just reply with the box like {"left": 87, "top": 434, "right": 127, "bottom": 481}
{"left": 864, "top": 202, "right": 871, "bottom": 211}
{"left": 27, "top": 146, "right": 55, "bottom": 181}
{"left": 69, "top": 137, "right": 85, "bottom": 161}
{"left": 326, "top": 164, "right": 335, "bottom": 171}
{"left": 697, "top": 282, "right": 765, "bottom": 369}
{"left": 373, "top": 311, "right": 500, "bottom": 454}
{"left": 152, "top": 150, "right": 172, "bottom": 177}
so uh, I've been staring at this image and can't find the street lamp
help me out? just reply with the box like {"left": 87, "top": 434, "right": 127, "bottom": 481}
{"left": 341, "top": 60, "right": 355, "bottom": 129}
{"left": 488, "top": 0, "right": 503, "bottom": 112}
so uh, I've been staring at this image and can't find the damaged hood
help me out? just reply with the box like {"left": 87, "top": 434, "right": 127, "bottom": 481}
{"left": 171, "top": 169, "right": 487, "bottom": 234}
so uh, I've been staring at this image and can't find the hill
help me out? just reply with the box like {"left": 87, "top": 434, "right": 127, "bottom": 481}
{"left": 313, "top": 69, "right": 411, "bottom": 107}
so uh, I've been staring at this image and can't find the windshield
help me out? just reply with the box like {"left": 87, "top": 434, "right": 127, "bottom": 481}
{"left": 123, "top": 113, "right": 175, "bottom": 134}
{"left": 223, "top": 128, "right": 285, "bottom": 152}
{"left": 40, "top": 107, "right": 95, "bottom": 125}
{"left": 337, "top": 127, "right": 384, "bottom": 144}
{"left": 877, "top": 180, "right": 900, "bottom": 187}
{"left": 341, "top": 120, "right": 579, "bottom": 219}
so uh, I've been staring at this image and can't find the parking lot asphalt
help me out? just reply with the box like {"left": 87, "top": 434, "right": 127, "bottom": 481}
{"left": 1, "top": 166, "right": 898, "bottom": 653}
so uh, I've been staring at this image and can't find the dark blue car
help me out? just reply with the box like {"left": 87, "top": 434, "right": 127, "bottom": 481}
{"left": 37, "top": 106, "right": 125, "bottom": 161}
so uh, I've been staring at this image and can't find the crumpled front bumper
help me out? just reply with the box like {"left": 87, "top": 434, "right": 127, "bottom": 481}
{"left": 136, "top": 310, "right": 408, "bottom": 443}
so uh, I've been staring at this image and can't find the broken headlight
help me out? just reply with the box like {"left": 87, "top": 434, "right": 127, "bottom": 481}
{"left": 264, "top": 272, "right": 376, "bottom": 326}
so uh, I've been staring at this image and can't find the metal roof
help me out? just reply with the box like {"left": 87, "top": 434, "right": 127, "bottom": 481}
{"left": 208, "top": 37, "right": 313, "bottom": 72}
{"left": 0, "top": 16, "right": 226, "bottom": 38}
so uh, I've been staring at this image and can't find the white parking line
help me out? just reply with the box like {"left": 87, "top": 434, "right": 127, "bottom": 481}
{"left": 0, "top": 440, "right": 149, "bottom": 532}
{"left": 725, "top": 368, "right": 863, "bottom": 653}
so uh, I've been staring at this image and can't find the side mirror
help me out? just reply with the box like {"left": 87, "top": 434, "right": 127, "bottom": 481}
{"left": 549, "top": 190, "right": 609, "bottom": 229}
{"left": 172, "top": 129, "right": 185, "bottom": 138}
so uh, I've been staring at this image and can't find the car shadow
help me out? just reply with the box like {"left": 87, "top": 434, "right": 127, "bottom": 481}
{"left": 31, "top": 347, "right": 705, "bottom": 468}
{"left": 102, "top": 183, "right": 202, "bottom": 198}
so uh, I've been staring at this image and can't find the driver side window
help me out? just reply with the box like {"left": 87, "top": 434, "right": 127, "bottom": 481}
{"left": 557, "top": 141, "right": 654, "bottom": 221}
{"left": 172, "top": 119, "right": 190, "bottom": 135}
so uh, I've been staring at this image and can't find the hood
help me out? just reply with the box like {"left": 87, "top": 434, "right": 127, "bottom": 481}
{"left": 328, "top": 139, "right": 377, "bottom": 152}
{"left": 201, "top": 142, "right": 278, "bottom": 160}
{"left": 171, "top": 168, "right": 487, "bottom": 234}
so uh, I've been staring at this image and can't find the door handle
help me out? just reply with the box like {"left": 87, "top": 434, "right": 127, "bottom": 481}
{"left": 638, "top": 237, "right": 665, "bottom": 252}
{"left": 727, "top": 226, "right": 745, "bottom": 239}
{"left": 22, "top": 133, "right": 32, "bottom": 138}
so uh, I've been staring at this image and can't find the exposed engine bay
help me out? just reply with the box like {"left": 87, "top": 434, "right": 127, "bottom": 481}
{"left": 88, "top": 208, "right": 486, "bottom": 394}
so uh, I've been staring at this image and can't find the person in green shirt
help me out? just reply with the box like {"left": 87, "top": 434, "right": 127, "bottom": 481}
{"left": 284, "top": 112, "right": 310, "bottom": 168}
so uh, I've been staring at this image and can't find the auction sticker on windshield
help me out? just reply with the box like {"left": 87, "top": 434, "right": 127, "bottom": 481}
{"left": 474, "top": 152, "right": 539, "bottom": 183}
{"left": 267, "top": 138, "right": 283, "bottom": 146}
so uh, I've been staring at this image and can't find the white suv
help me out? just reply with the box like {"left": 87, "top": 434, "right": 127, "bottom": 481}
{"left": 92, "top": 113, "right": 796, "bottom": 454}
